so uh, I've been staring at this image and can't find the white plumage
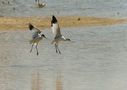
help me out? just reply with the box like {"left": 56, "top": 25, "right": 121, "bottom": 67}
{"left": 51, "top": 15, "right": 71, "bottom": 54}
{"left": 29, "top": 23, "right": 46, "bottom": 55}
{"left": 51, "top": 23, "right": 59, "bottom": 36}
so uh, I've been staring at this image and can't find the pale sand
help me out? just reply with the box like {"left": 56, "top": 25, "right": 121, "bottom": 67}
{"left": 0, "top": 16, "right": 126, "bottom": 30}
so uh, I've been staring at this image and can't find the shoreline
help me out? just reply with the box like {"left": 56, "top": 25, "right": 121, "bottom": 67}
{"left": 0, "top": 16, "right": 126, "bottom": 30}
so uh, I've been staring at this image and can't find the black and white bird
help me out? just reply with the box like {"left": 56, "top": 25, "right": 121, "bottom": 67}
{"left": 35, "top": 0, "right": 46, "bottom": 8}
{"left": 51, "top": 15, "right": 71, "bottom": 54}
{"left": 29, "top": 23, "right": 46, "bottom": 55}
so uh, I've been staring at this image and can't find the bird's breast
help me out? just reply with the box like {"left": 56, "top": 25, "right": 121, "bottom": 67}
{"left": 51, "top": 23, "right": 59, "bottom": 35}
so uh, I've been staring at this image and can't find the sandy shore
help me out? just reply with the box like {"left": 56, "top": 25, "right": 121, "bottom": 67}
{"left": 0, "top": 16, "right": 126, "bottom": 30}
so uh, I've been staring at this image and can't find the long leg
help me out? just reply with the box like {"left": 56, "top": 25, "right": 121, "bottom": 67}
{"left": 57, "top": 45, "right": 61, "bottom": 54}
{"left": 55, "top": 44, "right": 61, "bottom": 54}
{"left": 36, "top": 44, "right": 39, "bottom": 55}
{"left": 30, "top": 44, "right": 34, "bottom": 53}
{"left": 55, "top": 44, "right": 58, "bottom": 53}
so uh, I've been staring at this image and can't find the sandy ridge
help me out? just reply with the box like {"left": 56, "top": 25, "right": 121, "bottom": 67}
{"left": 0, "top": 16, "right": 126, "bottom": 30}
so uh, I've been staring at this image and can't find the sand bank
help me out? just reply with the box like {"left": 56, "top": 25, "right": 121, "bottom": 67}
{"left": 0, "top": 16, "right": 126, "bottom": 30}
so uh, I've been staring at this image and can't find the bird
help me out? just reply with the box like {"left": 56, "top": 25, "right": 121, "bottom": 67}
{"left": 51, "top": 15, "right": 71, "bottom": 54}
{"left": 38, "top": 3, "right": 46, "bottom": 8}
{"left": 28, "top": 23, "right": 46, "bottom": 55}
{"left": 35, "top": 0, "right": 46, "bottom": 8}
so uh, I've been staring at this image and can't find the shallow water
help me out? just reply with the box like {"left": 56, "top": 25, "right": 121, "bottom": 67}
{"left": 0, "top": 0, "right": 127, "bottom": 18}
{"left": 0, "top": 24, "right": 127, "bottom": 90}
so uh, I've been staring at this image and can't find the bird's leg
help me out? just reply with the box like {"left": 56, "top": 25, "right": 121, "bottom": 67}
{"left": 55, "top": 44, "right": 58, "bottom": 53}
{"left": 36, "top": 44, "right": 39, "bottom": 55}
{"left": 30, "top": 44, "right": 34, "bottom": 53}
{"left": 57, "top": 45, "right": 61, "bottom": 54}
{"left": 55, "top": 44, "right": 61, "bottom": 54}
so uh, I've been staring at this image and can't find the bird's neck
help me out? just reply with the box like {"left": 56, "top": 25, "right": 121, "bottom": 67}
{"left": 61, "top": 36, "right": 66, "bottom": 40}
{"left": 61, "top": 36, "right": 70, "bottom": 41}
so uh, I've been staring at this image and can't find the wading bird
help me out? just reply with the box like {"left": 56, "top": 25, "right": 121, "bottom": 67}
{"left": 29, "top": 23, "right": 46, "bottom": 55}
{"left": 51, "top": 15, "right": 71, "bottom": 54}
{"left": 35, "top": 0, "right": 46, "bottom": 8}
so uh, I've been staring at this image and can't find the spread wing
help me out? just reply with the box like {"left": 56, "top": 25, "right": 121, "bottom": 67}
{"left": 29, "top": 23, "right": 41, "bottom": 39}
{"left": 51, "top": 15, "right": 62, "bottom": 38}
{"left": 51, "top": 23, "right": 62, "bottom": 38}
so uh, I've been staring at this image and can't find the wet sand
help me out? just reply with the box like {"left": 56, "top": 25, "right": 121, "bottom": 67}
{"left": 0, "top": 16, "right": 126, "bottom": 30}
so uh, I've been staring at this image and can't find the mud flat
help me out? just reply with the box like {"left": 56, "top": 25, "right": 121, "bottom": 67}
{"left": 0, "top": 16, "right": 126, "bottom": 30}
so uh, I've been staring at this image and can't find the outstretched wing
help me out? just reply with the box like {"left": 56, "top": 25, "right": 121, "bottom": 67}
{"left": 29, "top": 23, "right": 41, "bottom": 39}
{"left": 51, "top": 15, "right": 62, "bottom": 38}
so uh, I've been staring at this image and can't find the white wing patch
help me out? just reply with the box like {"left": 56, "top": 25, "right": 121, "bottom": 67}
{"left": 38, "top": 33, "right": 42, "bottom": 37}
{"left": 51, "top": 23, "right": 59, "bottom": 35}
{"left": 34, "top": 43, "right": 37, "bottom": 46}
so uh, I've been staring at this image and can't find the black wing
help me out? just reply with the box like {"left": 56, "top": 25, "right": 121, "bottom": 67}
{"left": 29, "top": 23, "right": 41, "bottom": 39}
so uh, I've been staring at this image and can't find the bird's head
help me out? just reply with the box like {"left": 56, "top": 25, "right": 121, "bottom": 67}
{"left": 66, "top": 38, "right": 71, "bottom": 41}
{"left": 41, "top": 34, "right": 47, "bottom": 39}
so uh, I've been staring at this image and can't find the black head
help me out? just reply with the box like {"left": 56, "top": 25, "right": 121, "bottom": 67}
{"left": 41, "top": 34, "right": 47, "bottom": 39}
{"left": 66, "top": 38, "right": 71, "bottom": 41}
{"left": 29, "top": 23, "right": 34, "bottom": 30}
{"left": 51, "top": 15, "right": 57, "bottom": 24}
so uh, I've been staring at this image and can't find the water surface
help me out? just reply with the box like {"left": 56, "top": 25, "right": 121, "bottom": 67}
{"left": 0, "top": 24, "right": 127, "bottom": 90}
{"left": 0, "top": 0, "right": 127, "bottom": 18}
